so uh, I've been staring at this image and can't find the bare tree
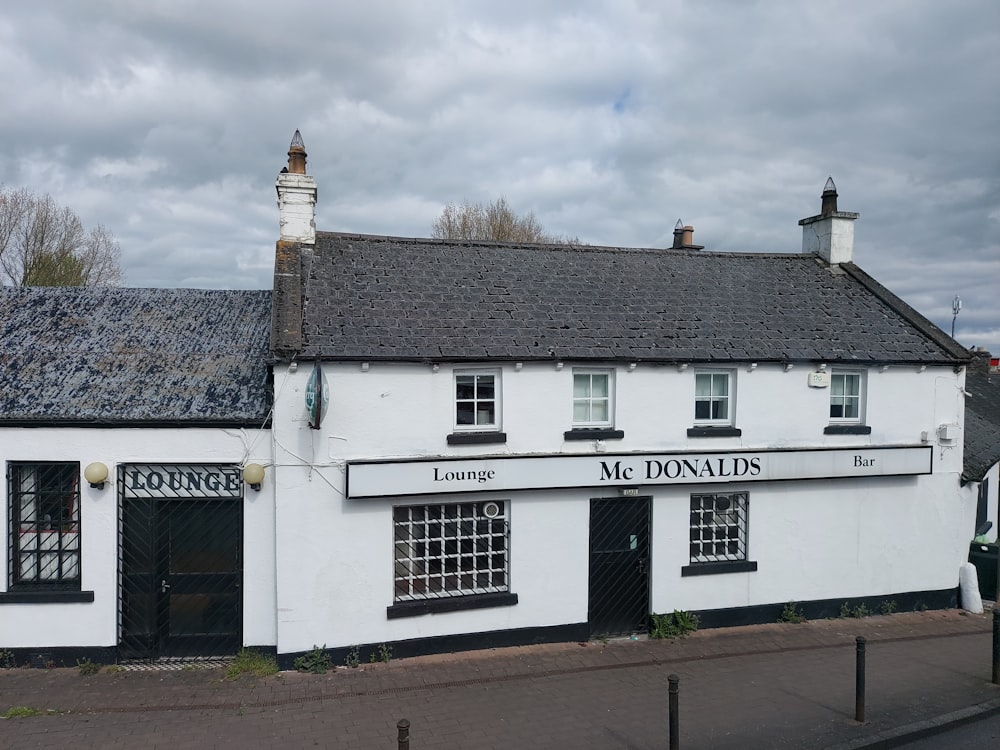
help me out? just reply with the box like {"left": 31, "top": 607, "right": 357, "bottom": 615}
{"left": 0, "top": 186, "right": 124, "bottom": 287}
{"left": 432, "top": 196, "right": 577, "bottom": 244}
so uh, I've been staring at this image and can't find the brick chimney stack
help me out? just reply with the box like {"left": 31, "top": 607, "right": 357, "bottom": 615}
{"left": 275, "top": 129, "right": 316, "bottom": 244}
{"left": 799, "top": 177, "right": 859, "bottom": 265}
{"left": 671, "top": 219, "right": 704, "bottom": 250}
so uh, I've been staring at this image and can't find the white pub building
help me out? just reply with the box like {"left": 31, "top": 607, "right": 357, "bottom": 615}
{"left": 0, "top": 133, "right": 977, "bottom": 667}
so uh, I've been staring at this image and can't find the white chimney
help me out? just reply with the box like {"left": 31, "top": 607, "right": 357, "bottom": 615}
{"left": 276, "top": 130, "right": 317, "bottom": 244}
{"left": 798, "top": 177, "right": 859, "bottom": 264}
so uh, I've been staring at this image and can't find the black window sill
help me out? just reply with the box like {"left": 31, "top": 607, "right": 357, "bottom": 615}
{"left": 564, "top": 429, "right": 625, "bottom": 441}
{"left": 447, "top": 431, "right": 507, "bottom": 445}
{"left": 681, "top": 561, "right": 758, "bottom": 577}
{"left": 824, "top": 425, "right": 872, "bottom": 435}
{"left": 0, "top": 590, "right": 95, "bottom": 604}
{"left": 687, "top": 426, "right": 742, "bottom": 438}
{"left": 387, "top": 591, "right": 518, "bottom": 619}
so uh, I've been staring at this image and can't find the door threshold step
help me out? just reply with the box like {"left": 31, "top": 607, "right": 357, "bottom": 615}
{"left": 117, "top": 656, "right": 234, "bottom": 672}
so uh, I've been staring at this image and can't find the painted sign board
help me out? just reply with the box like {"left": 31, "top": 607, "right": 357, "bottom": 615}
{"left": 122, "top": 464, "right": 242, "bottom": 499}
{"left": 346, "top": 446, "right": 932, "bottom": 499}
{"left": 808, "top": 371, "right": 831, "bottom": 388}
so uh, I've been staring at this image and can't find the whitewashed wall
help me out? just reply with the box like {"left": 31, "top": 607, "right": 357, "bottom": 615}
{"left": 271, "top": 360, "right": 971, "bottom": 653}
{"left": 272, "top": 361, "right": 966, "bottom": 467}
{"left": 0, "top": 427, "right": 275, "bottom": 650}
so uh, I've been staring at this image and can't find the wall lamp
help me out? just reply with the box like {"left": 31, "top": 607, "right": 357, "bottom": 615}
{"left": 84, "top": 462, "right": 109, "bottom": 490}
{"left": 243, "top": 463, "right": 266, "bottom": 491}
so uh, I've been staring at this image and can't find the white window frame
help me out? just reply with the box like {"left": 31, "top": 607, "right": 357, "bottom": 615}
{"left": 693, "top": 370, "right": 735, "bottom": 426}
{"left": 392, "top": 501, "right": 510, "bottom": 602}
{"left": 572, "top": 369, "right": 614, "bottom": 429}
{"left": 453, "top": 369, "right": 501, "bottom": 432}
{"left": 829, "top": 369, "right": 865, "bottom": 424}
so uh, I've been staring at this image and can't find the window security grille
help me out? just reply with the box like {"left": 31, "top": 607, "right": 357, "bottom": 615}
{"left": 393, "top": 502, "right": 509, "bottom": 601}
{"left": 689, "top": 492, "right": 748, "bottom": 563}
{"left": 8, "top": 462, "right": 81, "bottom": 588}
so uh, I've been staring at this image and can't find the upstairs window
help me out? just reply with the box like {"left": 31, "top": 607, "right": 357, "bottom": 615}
{"left": 830, "top": 371, "right": 863, "bottom": 422}
{"left": 694, "top": 371, "right": 733, "bottom": 425}
{"left": 454, "top": 371, "right": 500, "bottom": 431}
{"left": 573, "top": 370, "right": 613, "bottom": 429}
{"left": 7, "top": 462, "right": 81, "bottom": 590}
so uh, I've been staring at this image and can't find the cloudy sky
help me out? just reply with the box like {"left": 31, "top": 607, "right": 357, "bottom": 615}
{"left": 1, "top": 1, "right": 997, "bottom": 351}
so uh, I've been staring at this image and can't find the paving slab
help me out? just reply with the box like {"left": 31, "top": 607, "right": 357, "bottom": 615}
{"left": 0, "top": 609, "right": 997, "bottom": 749}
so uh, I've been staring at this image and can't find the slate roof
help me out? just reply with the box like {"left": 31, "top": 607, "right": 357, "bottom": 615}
{"left": 964, "top": 352, "right": 1000, "bottom": 482}
{"left": 277, "top": 232, "right": 969, "bottom": 366}
{"left": 1, "top": 287, "right": 272, "bottom": 425}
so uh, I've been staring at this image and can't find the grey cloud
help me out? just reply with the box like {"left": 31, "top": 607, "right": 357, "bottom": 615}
{"left": 0, "top": 0, "right": 996, "bottom": 352}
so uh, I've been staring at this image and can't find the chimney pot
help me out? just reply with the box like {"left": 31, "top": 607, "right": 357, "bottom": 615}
{"left": 670, "top": 220, "right": 703, "bottom": 251}
{"left": 287, "top": 129, "right": 307, "bottom": 175}
{"left": 821, "top": 176, "right": 838, "bottom": 215}
{"left": 672, "top": 218, "right": 685, "bottom": 249}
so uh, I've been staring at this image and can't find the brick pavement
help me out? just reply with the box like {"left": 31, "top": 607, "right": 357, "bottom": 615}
{"left": 1, "top": 609, "right": 998, "bottom": 749}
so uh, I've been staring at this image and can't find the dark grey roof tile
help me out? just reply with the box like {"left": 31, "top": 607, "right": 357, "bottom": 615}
{"left": 1, "top": 287, "right": 271, "bottom": 424}
{"left": 287, "top": 233, "right": 969, "bottom": 366}
{"left": 964, "top": 353, "right": 1000, "bottom": 481}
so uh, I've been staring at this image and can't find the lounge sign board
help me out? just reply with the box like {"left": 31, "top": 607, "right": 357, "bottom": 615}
{"left": 346, "top": 446, "right": 932, "bottom": 499}
{"left": 123, "top": 464, "right": 242, "bottom": 499}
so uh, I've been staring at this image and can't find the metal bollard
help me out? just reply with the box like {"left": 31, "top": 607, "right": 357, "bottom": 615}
{"left": 993, "top": 607, "right": 1000, "bottom": 685}
{"left": 668, "top": 673, "right": 680, "bottom": 750}
{"left": 855, "top": 636, "right": 866, "bottom": 723}
{"left": 397, "top": 718, "right": 410, "bottom": 750}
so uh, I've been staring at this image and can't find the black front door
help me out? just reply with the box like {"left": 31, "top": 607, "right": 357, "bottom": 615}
{"left": 588, "top": 496, "right": 651, "bottom": 637}
{"left": 119, "top": 466, "right": 242, "bottom": 660}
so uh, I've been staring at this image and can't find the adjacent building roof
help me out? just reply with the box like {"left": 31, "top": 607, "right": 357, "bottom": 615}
{"left": 964, "top": 351, "right": 1000, "bottom": 482}
{"left": 273, "top": 232, "right": 969, "bottom": 366}
{"left": 0, "top": 287, "right": 272, "bottom": 425}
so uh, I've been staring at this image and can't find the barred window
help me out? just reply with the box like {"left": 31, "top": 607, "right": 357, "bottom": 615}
{"left": 8, "top": 462, "right": 81, "bottom": 589}
{"left": 393, "top": 501, "right": 509, "bottom": 601}
{"left": 689, "top": 492, "right": 748, "bottom": 563}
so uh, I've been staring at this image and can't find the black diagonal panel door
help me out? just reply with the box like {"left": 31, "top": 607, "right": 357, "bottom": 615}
{"left": 588, "top": 496, "right": 651, "bottom": 637}
{"left": 121, "top": 492, "right": 242, "bottom": 660}
{"left": 156, "top": 500, "right": 242, "bottom": 656}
